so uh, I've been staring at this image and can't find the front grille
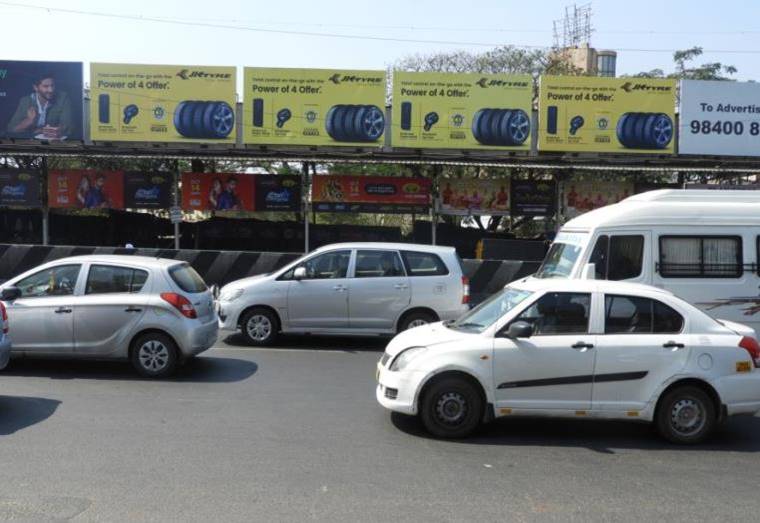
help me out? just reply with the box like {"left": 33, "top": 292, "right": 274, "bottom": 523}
{"left": 384, "top": 388, "right": 398, "bottom": 400}
{"left": 380, "top": 353, "right": 390, "bottom": 366}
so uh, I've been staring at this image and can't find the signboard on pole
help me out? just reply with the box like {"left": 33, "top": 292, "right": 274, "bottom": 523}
{"left": 510, "top": 180, "right": 557, "bottom": 216}
{"left": 679, "top": 80, "right": 760, "bottom": 156}
{"left": 0, "top": 168, "right": 41, "bottom": 207}
{"left": 312, "top": 175, "right": 430, "bottom": 213}
{"left": 438, "top": 179, "right": 510, "bottom": 215}
{"left": 391, "top": 72, "right": 532, "bottom": 150}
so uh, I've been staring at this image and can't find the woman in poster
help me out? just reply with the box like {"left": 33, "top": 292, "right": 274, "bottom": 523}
{"left": 76, "top": 175, "right": 90, "bottom": 207}
{"left": 208, "top": 178, "right": 222, "bottom": 210}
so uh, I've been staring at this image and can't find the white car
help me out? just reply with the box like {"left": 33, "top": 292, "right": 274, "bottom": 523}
{"left": 376, "top": 278, "right": 760, "bottom": 444}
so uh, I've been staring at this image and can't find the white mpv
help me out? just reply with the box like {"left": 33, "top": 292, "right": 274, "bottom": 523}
{"left": 376, "top": 278, "right": 760, "bottom": 444}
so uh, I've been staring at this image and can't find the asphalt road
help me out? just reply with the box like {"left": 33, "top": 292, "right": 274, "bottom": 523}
{"left": 0, "top": 334, "right": 759, "bottom": 522}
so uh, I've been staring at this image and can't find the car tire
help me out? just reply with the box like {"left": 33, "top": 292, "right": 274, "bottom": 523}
{"left": 399, "top": 311, "right": 437, "bottom": 332}
{"left": 506, "top": 109, "right": 530, "bottom": 145}
{"left": 131, "top": 332, "right": 179, "bottom": 379}
{"left": 206, "top": 101, "right": 235, "bottom": 138}
{"left": 354, "top": 105, "right": 385, "bottom": 142}
{"left": 240, "top": 308, "right": 279, "bottom": 346}
{"left": 650, "top": 113, "right": 673, "bottom": 149}
{"left": 471, "top": 109, "right": 486, "bottom": 144}
{"left": 192, "top": 101, "right": 209, "bottom": 137}
{"left": 490, "top": 109, "right": 507, "bottom": 145}
{"left": 420, "top": 377, "right": 483, "bottom": 439}
{"left": 655, "top": 386, "right": 717, "bottom": 444}
{"left": 179, "top": 101, "right": 199, "bottom": 138}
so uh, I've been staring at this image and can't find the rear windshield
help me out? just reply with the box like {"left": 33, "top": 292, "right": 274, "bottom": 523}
{"left": 169, "top": 264, "right": 207, "bottom": 293}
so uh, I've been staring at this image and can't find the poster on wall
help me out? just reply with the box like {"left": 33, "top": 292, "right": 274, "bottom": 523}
{"left": 90, "top": 63, "right": 236, "bottom": 143}
{"left": 538, "top": 76, "right": 677, "bottom": 154}
{"left": 254, "top": 175, "right": 301, "bottom": 212}
{"left": 0, "top": 168, "right": 41, "bottom": 207}
{"left": 48, "top": 170, "right": 124, "bottom": 209}
{"left": 312, "top": 175, "right": 430, "bottom": 213}
{"left": 510, "top": 180, "right": 557, "bottom": 216}
{"left": 679, "top": 80, "right": 760, "bottom": 156}
{"left": 391, "top": 72, "right": 532, "bottom": 150}
{"left": 0, "top": 60, "right": 83, "bottom": 141}
{"left": 438, "top": 179, "right": 510, "bottom": 215}
{"left": 181, "top": 173, "right": 255, "bottom": 212}
{"left": 123, "top": 172, "right": 173, "bottom": 209}
{"left": 244, "top": 68, "right": 386, "bottom": 147}
{"left": 563, "top": 180, "right": 633, "bottom": 219}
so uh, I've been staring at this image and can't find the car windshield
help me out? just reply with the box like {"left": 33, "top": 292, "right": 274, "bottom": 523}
{"left": 535, "top": 232, "right": 589, "bottom": 279}
{"left": 449, "top": 287, "right": 533, "bottom": 333}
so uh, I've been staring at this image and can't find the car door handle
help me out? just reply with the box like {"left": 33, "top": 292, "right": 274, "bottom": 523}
{"left": 333, "top": 285, "right": 347, "bottom": 292}
{"left": 125, "top": 307, "right": 143, "bottom": 313}
{"left": 663, "top": 341, "right": 685, "bottom": 349}
{"left": 394, "top": 284, "right": 408, "bottom": 290}
{"left": 54, "top": 307, "right": 72, "bottom": 314}
{"left": 571, "top": 341, "right": 594, "bottom": 350}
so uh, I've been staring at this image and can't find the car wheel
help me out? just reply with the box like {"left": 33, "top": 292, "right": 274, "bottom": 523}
{"left": 131, "top": 332, "right": 179, "bottom": 379}
{"left": 420, "top": 377, "right": 483, "bottom": 438}
{"left": 207, "top": 101, "right": 235, "bottom": 138}
{"left": 355, "top": 105, "right": 385, "bottom": 141}
{"left": 656, "top": 386, "right": 716, "bottom": 444}
{"left": 241, "top": 308, "right": 279, "bottom": 346}
{"left": 399, "top": 311, "right": 437, "bottom": 332}
{"left": 650, "top": 113, "right": 673, "bottom": 149}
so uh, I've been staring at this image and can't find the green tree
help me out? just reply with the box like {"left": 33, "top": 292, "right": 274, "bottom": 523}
{"left": 631, "top": 46, "right": 737, "bottom": 80}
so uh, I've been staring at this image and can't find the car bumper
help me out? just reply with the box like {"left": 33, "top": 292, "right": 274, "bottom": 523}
{"left": 182, "top": 316, "right": 219, "bottom": 356}
{"left": 375, "top": 362, "right": 425, "bottom": 416}
{"left": 217, "top": 299, "right": 243, "bottom": 331}
{"left": 0, "top": 337, "right": 10, "bottom": 370}
{"left": 713, "top": 372, "right": 760, "bottom": 416}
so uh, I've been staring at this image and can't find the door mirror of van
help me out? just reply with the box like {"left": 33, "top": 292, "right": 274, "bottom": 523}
{"left": 581, "top": 263, "right": 596, "bottom": 280}
{"left": 505, "top": 321, "right": 534, "bottom": 339}
{"left": 1, "top": 286, "right": 21, "bottom": 302}
{"left": 293, "top": 267, "right": 307, "bottom": 281}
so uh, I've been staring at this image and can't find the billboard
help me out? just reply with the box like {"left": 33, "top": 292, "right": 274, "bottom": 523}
{"left": 244, "top": 68, "right": 386, "bottom": 147}
{"left": 0, "top": 60, "right": 83, "bottom": 141}
{"left": 255, "top": 175, "right": 302, "bottom": 212}
{"left": 0, "top": 168, "right": 41, "bottom": 207}
{"left": 181, "top": 173, "right": 255, "bottom": 212}
{"left": 563, "top": 180, "right": 633, "bottom": 219}
{"left": 392, "top": 72, "right": 532, "bottom": 150}
{"left": 539, "top": 76, "right": 677, "bottom": 154}
{"left": 510, "top": 180, "right": 557, "bottom": 217}
{"left": 312, "top": 175, "right": 430, "bottom": 213}
{"left": 679, "top": 80, "right": 760, "bottom": 156}
{"left": 48, "top": 170, "right": 124, "bottom": 209}
{"left": 124, "top": 172, "right": 173, "bottom": 209}
{"left": 90, "top": 63, "right": 236, "bottom": 143}
{"left": 438, "top": 179, "right": 510, "bottom": 215}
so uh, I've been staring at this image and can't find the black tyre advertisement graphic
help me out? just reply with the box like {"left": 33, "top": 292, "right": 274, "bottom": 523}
{"left": 325, "top": 104, "right": 385, "bottom": 142}
{"left": 471, "top": 108, "right": 530, "bottom": 146}
{"left": 616, "top": 112, "right": 673, "bottom": 149}
{"left": 173, "top": 101, "right": 234, "bottom": 139}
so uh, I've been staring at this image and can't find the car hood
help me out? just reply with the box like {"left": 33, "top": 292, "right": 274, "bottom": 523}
{"left": 384, "top": 322, "right": 479, "bottom": 358}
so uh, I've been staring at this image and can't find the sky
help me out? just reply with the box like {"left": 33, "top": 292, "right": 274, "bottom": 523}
{"left": 1, "top": 0, "right": 760, "bottom": 89}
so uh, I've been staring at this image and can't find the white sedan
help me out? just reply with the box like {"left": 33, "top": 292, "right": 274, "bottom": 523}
{"left": 376, "top": 278, "right": 760, "bottom": 444}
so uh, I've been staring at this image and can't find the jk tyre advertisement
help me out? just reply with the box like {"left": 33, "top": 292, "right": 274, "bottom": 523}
{"left": 539, "top": 76, "right": 676, "bottom": 154}
{"left": 91, "top": 63, "right": 236, "bottom": 143}
{"left": 392, "top": 72, "right": 532, "bottom": 150}
{"left": 679, "top": 80, "right": 760, "bottom": 156}
{"left": 0, "top": 60, "right": 83, "bottom": 141}
{"left": 244, "top": 68, "right": 386, "bottom": 147}
{"left": 312, "top": 175, "right": 430, "bottom": 213}
{"left": 0, "top": 168, "right": 41, "bottom": 208}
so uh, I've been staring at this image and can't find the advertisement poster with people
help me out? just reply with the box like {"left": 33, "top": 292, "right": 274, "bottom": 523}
{"left": 563, "top": 180, "right": 633, "bottom": 219}
{"left": 181, "top": 173, "right": 255, "bottom": 212}
{"left": 0, "top": 168, "right": 42, "bottom": 207}
{"left": 48, "top": 170, "right": 124, "bottom": 209}
{"left": 0, "top": 60, "right": 83, "bottom": 141}
{"left": 438, "top": 178, "right": 510, "bottom": 215}
{"left": 312, "top": 175, "right": 430, "bottom": 213}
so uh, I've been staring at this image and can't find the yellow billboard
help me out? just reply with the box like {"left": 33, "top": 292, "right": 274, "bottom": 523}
{"left": 538, "top": 76, "right": 677, "bottom": 153}
{"left": 244, "top": 68, "right": 386, "bottom": 147}
{"left": 391, "top": 72, "right": 532, "bottom": 150}
{"left": 90, "top": 63, "right": 236, "bottom": 143}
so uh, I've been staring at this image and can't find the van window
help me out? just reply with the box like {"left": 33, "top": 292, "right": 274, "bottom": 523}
{"left": 605, "top": 295, "right": 683, "bottom": 334}
{"left": 401, "top": 251, "right": 449, "bottom": 277}
{"left": 588, "top": 235, "right": 644, "bottom": 280}
{"left": 659, "top": 236, "right": 742, "bottom": 278}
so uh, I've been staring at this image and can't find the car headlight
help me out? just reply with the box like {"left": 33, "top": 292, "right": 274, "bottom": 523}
{"left": 389, "top": 347, "right": 427, "bottom": 372}
{"left": 219, "top": 288, "right": 244, "bottom": 302}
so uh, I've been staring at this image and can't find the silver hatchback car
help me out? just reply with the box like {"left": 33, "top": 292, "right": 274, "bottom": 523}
{"left": 217, "top": 242, "right": 470, "bottom": 346}
{"left": 0, "top": 255, "right": 218, "bottom": 378}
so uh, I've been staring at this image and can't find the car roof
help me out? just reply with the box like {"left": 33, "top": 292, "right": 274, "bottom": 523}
{"left": 312, "top": 242, "right": 456, "bottom": 254}
{"left": 513, "top": 277, "right": 674, "bottom": 297}
{"left": 42, "top": 255, "right": 183, "bottom": 269}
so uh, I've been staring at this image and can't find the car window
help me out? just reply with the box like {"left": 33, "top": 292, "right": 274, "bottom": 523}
{"left": 281, "top": 250, "right": 351, "bottom": 281}
{"left": 450, "top": 286, "right": 533, "bottom": 333}
{"left": 85, "top": 265, "right": 149, "bottom": 295}
{"left": 15, "top": 264, "right": 81, "bottom": 298}
{"left": 589, "top": 235, "right": 609, "bottom": 279}
{"left": 401, "top": 251, "right": 449, "bottom": 277}
{"left": 354, "top": 250, "right": 405, "bottom": 278}
{"left": 513, "top": 292, "right": 591, "bottom": 335}
{"left": 589, "top": 235, "right": 644, "bottom": 280}
{"left": 169, "top": 264, "right": 207, "bottom": 293}
{"left": 604, "top": 294, "right": 684, "bottom": 334}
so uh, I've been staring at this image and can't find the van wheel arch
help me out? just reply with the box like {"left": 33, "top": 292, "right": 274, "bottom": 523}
{"left": 237, "top": 305, "right": 282, "bottom": 332}
{"left": 397, "top": 307, "right": 439, "bottom": 333}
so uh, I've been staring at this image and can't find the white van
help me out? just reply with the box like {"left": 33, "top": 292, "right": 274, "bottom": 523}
{"left": 535, "top": 189, "right": 760, "bottom": 334}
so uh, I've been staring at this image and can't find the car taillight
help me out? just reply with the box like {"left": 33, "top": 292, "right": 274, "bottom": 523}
{"left": 739, "top": 336, "right": 760, "bottom": 368}
{"left": 0, "top": 302, "right": 7, "bottom": 334}
{"left": 160, "top": 292, "right": 197, "bottom": 319}
{"left": 462, "top": 276, "right": 470, "bottom": 305}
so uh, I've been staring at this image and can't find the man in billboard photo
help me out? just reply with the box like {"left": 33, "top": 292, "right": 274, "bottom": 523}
{"left": 6, "top": 72, "right": 74, "bottom": 140}
{"left": 83, "top": 174, "right": 110, "bottom": 209}
{"left": 216, "top": 176, "right": 240, "bottom": 211}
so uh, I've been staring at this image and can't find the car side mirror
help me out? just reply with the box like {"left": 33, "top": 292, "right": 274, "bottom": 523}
{"left": 293, "top": 267, "right": 307, "bottom": 281}
{"left": 1, "top": 286, "right": 21, "bottom": 302}
{"left": 505, "top": 321, "right": 534, "bottom": 339}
